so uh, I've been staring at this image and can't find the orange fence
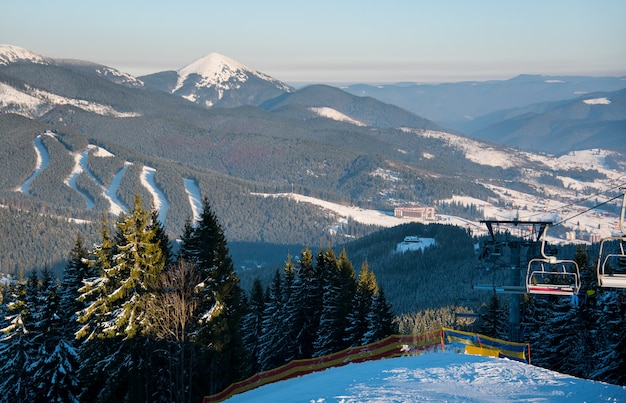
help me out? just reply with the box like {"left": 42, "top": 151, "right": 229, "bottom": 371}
{"left": 203, "top": 331, "right": 443, "bottom": 403}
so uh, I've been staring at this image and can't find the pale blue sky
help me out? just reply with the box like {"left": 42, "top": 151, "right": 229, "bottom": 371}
{"left": 2, "top": 0, "right": 625, "bottom": 83}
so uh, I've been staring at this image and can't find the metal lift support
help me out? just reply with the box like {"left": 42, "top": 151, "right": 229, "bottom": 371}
{"left": 477, "top": 219, "right": 553, "bottom": 342}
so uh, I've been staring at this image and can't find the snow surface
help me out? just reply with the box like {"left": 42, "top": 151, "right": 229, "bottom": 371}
{"left": 65, "top": 148, "right": 96, "bottom": 209}
{"left": 102, "top": 163, "right": 129, "bottom": 216}
{"left": 223, "top": 350, "right": 625, "bottom": 403}
{"left": 140, "top": 166, "right": 168, "bottom": 224}
{"left": 253, "top": 192, "right": 406, "bottom": 228}
{"left": 184, "top": 178, "right": 203, "bottom": 223}
{"left": 0, "top": 44, "right": 47, "bottom": 65}
{"left": 583, "top": 97, "right": 611, "bottom": 105}
{"left": 309, "top": 107, "right": 367, "bottom": 126}
{"left": 16, "top": 133, "right": 51, "bottom": 194}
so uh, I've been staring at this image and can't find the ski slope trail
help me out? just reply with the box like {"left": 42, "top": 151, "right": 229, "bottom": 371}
{"left": 222, "top": 351, "right": 625, "bottom": 403}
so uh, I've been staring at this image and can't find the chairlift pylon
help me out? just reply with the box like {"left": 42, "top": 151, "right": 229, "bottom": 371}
{"left": 597, "top": 191, "right": 626, "bottom": 288}
{"left": 526, "top": 225, "right": 581, "bottom": 296}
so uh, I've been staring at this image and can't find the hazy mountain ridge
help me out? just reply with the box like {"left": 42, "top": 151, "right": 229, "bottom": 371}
{"left": 467, "top": 88, "right": 626, "bottom": 154}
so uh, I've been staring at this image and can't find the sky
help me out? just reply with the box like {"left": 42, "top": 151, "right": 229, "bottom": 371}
{"left": 2, "top": 1, "right": 625, "bottom": 84}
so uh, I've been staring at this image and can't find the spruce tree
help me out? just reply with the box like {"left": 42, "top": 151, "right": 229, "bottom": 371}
{"left": 0, "top": 275, "right": 35, "bottom": 401}
{"left": 241, "top": 278, "right": 265, "bottom": 375}
{"left": 314, "top": 246, "right": 344, "bottom": 357}
{"left": 258, "top": 270, "right": 284, "bottom": 370}
{"left": 362, "top": 287, "right": 397, "bottom": 345}
{"left": 345, "top": 260, "right": 378, "bottom": 347}
{"left": 178, "top": 197, "right": 246, "bottom": 394}
{"left": 29, "top": 267, "right": 81, "bottom": 402}
{"left": 77, "top": 196, "right": 168, "bottom": 401}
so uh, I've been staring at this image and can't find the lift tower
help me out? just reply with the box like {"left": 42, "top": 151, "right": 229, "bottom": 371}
{"left": 478, "top": 219, "right": 552, "bottom": 342}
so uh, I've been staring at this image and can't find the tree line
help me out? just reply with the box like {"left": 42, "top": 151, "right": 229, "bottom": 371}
{"left": 0, "top": 195, "right": 396, "bottom": 402}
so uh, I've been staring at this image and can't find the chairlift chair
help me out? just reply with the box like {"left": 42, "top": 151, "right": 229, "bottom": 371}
{"left": 525, "top": 226, "right": 581, "bottom": 296}
{"left": 597, "top": 192, "right": 626, "bottom": 288}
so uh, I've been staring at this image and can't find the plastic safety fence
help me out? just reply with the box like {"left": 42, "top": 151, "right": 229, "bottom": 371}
{"left": 441, "top": 327, "right": 531, "bottom": 364}
{"left": 203, "top": 331, "right": 442, "bottom": 403}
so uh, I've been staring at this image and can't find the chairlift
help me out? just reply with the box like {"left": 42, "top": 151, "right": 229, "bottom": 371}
{"left": 525, "top": 226, "right": 581, "bottom": 296}
{"left": 597, "top": 192, "right": 626, "bottom": 288}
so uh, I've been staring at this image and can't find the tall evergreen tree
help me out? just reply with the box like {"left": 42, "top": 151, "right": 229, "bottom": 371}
{"left": 362, "top": 287, "right": 397, "bottom": 345}
{"left": 241, "top": 278, "right": 265, "bottom": 375}
{"left": 480, "top": 293, "right": 508, "bottom": 339}
{"left": 77, "top": 195, "right": 168, "bottom": 402}
{"left": 281, "top": 247, "right": 316, "bottom": 361}
{"left": 0, "top": 274, "right": 35, "bottom": 402}
{"left": 178, "top": 197, "right": 246, "bottom": 394}
{"left": 29, "top": 267, "right": 81, "bottom": 402}
{"left": 345, "top": 260, "right": 378, "bottom": 347}
{"left": 258, "top": 270, "right": 284, "bottom": 370}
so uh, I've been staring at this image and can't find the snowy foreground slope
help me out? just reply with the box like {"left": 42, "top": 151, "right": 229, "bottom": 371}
{"left": 222, "top": 350, "right": 625, "bottom": 402}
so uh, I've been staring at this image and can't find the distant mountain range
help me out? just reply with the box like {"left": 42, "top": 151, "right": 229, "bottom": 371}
{"left": 1, "top": 43, "right": 625, "bottom": 277}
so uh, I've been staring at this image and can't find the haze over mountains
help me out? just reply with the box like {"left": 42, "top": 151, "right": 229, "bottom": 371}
{"left": 1, "top": 43, "right": 625, "bottom": 279}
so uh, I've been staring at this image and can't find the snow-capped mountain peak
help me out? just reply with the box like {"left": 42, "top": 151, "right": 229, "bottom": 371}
{"left": 177, "top": 52, "right": 248, "bottom": 82}
{"left": 0, "top": 44, "right": 48, "bottom": 66}
{"left": 170, "top": 52, "right": 292, "bottom": 107}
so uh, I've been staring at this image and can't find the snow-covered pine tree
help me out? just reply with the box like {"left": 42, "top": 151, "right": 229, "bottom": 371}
{"left": 590, "top": 289, "right": 626, "bottom": 386}
{"left": 344, "top": 260, "right": 378, "bottom": 347}
{"left": 241, "top": 278, "right": 265, "bottom": 375}
{"left": 0, "top": 273, "right": 35, "bottom": 401}
{"left": 361, "top": 287, "right": 397, "bottom": 345}
{"left": 313, "top": 246, "right": 342, "bottom": 357}
{"left": 28, "top": 267, "right": 81, "bottom": 402}
{"left": 258, "top": 270, "right": 284, "bottom": 371}
{"left": 283, "top": 246, "right": 320, "bottom": 360}
{"left": 76, "top": 196, "right": 168, "bottom": 401}
{"left": 273, "top": 257, "right": 297, "bottom": 365}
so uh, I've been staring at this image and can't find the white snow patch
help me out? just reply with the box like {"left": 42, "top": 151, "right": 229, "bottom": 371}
{"left": 140, "top": 166, "right": 168, "bottom": 224}
{"left": 223, "top": 351, "right": 625, "bottom": 403}
{"left": 87, "top": 144, "right": 115, "bottom": 157}
{"left": 0, "top": 44, "right": 47, "bottom": 65}
{"left": 103, "top": 163, "right": 131, "bottom": 216}
{"left": 370, "top": 167, "right": 401, "bottom": 182}
{"left": 0, "top": 81, "right": 141, "bottom": 118}
{"left": 65, "top": 148, "right": 95, "bottom": 209}
{"left": 16, "top": 134, "right": 50, "bottom": 194}
{"left": 545, "top": 79, "right": 565, "bottom": 83}
{"left": 403, "top": 128, "right": 521, "bottom": 169}
{"left": 583, "top": 97, "right": 611, "bottom": 105}
{"left": 309, "top": 107, "right": 367, "bottom": 126}
{"left": 396, "top": 236, "right": 436, "bottom": 253}
{"left": 184, "top": 178, "right": 203, "bottom": 223}
{"left": 252, "top": 192, "right": 405, "bottom": 228}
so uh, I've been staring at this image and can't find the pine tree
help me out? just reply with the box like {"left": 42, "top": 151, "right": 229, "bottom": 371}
{"left": 283, "top": 246, "right": 320, "bottom": 360}
{"left": 0, "top": 274, "right": 35, "bottom": 401}
{"left": 241, "top": 278, "right": 265, "bottom": 375}
{"left": 345, "top": 260, "right": 378, "bottom": 347}
{"left": 105, "top": 194, "right": 165, "bottom": 338}
{"left": 314, "top": 246, "right": 342, "bottom": 357}
{"left": 150, "top": 207, "right": 173, "bottom": 267}
{"left": 258, "top": 270, "right": 284, "bottom": 370}
{"left": 362, "top": 287, "right": 397, "bottom": 345}
{"left": 480, "top": 293, "right": 508, "bottom": 339}
{"left": 29, "top": 267, "right": 81, "bottom": 402}
{"left": 76, "top": 196, "right": 168, "bottom": 401}
{"left": 178, "top": 197, "right": 246, "bottom": 394}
